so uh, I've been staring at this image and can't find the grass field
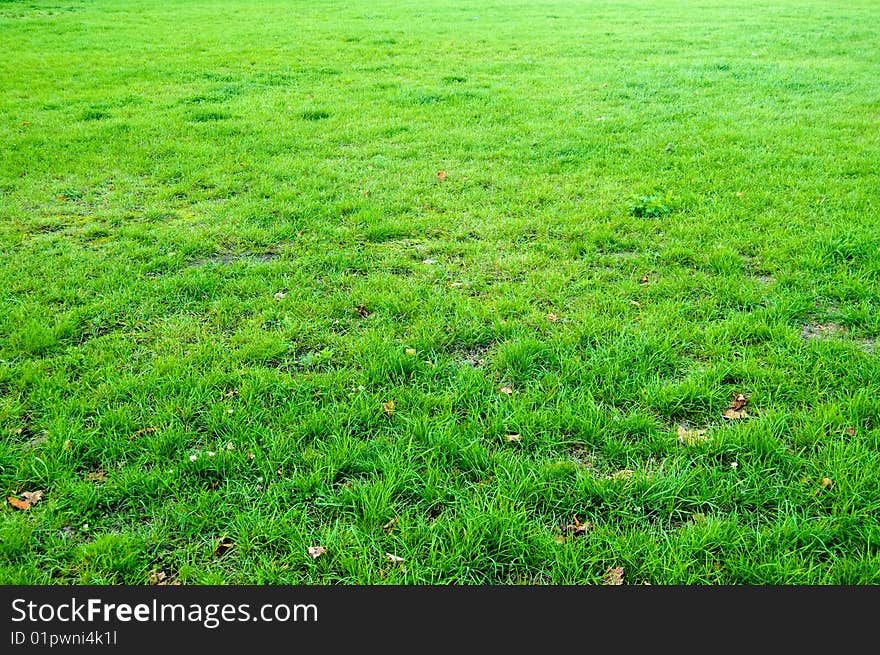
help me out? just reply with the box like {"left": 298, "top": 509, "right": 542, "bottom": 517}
{"left": 1, "top": 0, "right": 879, "bottom": 584}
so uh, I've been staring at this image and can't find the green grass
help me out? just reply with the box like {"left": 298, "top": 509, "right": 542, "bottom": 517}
{"left": 1, "top": 0, "right": 879, "bottom": 585}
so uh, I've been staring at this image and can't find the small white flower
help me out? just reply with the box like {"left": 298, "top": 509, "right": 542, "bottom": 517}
{"left": 357, "top": 385, "right": 365, "bottom": 391}
{"left": 227, "top": 409, "right": 234, "bottom": 414}
{"left": 731, "top": 461, "right": 739, "bottom": 469}
{"left": 422, "top": 258, "right": 437, "bottom": 265}
{"left": 189, "top": 454, "right": 198, "bottom": 462}
{"left": 257, "top": 477, "right": 264, "bottom": 483}
{"left": 226, "top": 442, "right": 234, "bottom": 451}
{"left": 207, "top": 451, "right": 216, "bottom": 457}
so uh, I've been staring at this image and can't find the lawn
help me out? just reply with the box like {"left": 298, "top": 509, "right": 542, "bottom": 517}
{"left": 1, "top": 0, "right": 879, "bottom": 585}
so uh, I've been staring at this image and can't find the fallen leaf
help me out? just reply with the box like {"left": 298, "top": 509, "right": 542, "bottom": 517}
{"left": 722, "top": 393, "right": 749, "bottom": 420}
{"left": 274, "top": 291, "right": 286, "bottom": 301}
{"left": 356, "top": 305, "right": 370, "bottom": 318}
{"left": 603, "top": 566, "right": 624, "bottom": 585}
{"left": 7, "top": 496, "right": 30, "bottom": 511}
{"left": 845, "top": 427, "right": 856, "bottom": 437}
{"left": 548, "top": 312, "right": 558, "bottom": 322}
{"left": 21, "top": 121, "right": 31, "bottom": 126}
{"left": 629, "top": 300, "right": 641, "bottom": 307}
{"left": 820, "top": 477, "right": 833, "bottom": 489}
{"left": 383, "top": 400, "right": 395, "bottom": 417}
{"left": 149, "top": 570, "right": 179, "bottom": 586}
{"left": 86, "top": 470, "right": 107, "bottom": 483}
{"left": 499, "top": 385, "right": 513, "bottom": 395}
{"left": 21, "top": 490, "right": 44, "bottom": 505}
{"left": 213, "top": 537, "right": 234, "bottom": 558}
{"left": 382, "top": 517, "right": 399, "bottom": 533}
{"left": 385, "top": 552, "right": 405, "bottom": 564}
{"left": 405, "top": 348, "right": 417, "bottom": 356}
{"left": 504, "top": 433, "right": 522, "bottom": 443}
{"left": 437, "top": 171, "right": 446, "bottom": 180}
{"left": 308, "top": 545, "right": 327, "bottom": 559}
{"left": 564, "top": 515, "right": 589, "bottom": 536}
{"left": 677, "top": 425, "right": 708, "bottom": 445}
{"left": 639, "top": 274, "right": 650, "bottom": 285}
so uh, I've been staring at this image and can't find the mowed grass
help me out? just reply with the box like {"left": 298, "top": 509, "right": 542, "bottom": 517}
{"left": 1, "top": 0, "right": 879, "bottom": 584}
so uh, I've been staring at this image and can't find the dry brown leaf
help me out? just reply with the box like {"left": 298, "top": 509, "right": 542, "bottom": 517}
{"left": 308, "top": 545, "right": 327, "bottom": 559}
{"left": 86, "top": 470, "right": 107, "bottom": 483}
{"left": 820, "top": 477, "right": 833, "bottom": 489}
{"left": 639, "top": 274, "right": 650, "bottom": 285}
{"left": 548, "top": 312, "right": 558, "bottom": 322}
{"left": 355, "top": 305, "right": 370, "bottom": 318}
{"left": 564, "top": 515, "right": 589, "bottom": 536}
{"left": 603, "top": 566, "right": 624, "bottom": 585}
{"left": 499, "top": 385, "right": 513, "bottom": 396}
{"left": 7, "top": 496, "right": 30, "bottom": 511}
{"left": 213, "top": 537, "right": 234, "bottom": 558}
{"left": 382, "top": 517, "right": 399, "bottom": 533}
{"left": 149, "top": 570, "right": 179, "bottom": 586}
{"left": 385, "top": 552, "right": 405, "bottom": 564}
{"left": 845, "top": 427, "right": 856, "bottom": 437}
{"left": 437, "top": 171, "right": 446, "bottom": 180}
{"left": 383, "top": 400, "right": 395, "bottom": 417}
{"left": 722, "top": 393, "right": 749, "bottom": 420}
{"left": 677, "top": 425, "right": 708, "bottom": 445}
{"left": 504, "top": 433, "right": 522, "bottom": 443}
{"left": 21, "top": 490, "right": 44, "bottom": 505}
{"left": 730, "top": 393, "right": 748, "bottom": 410}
